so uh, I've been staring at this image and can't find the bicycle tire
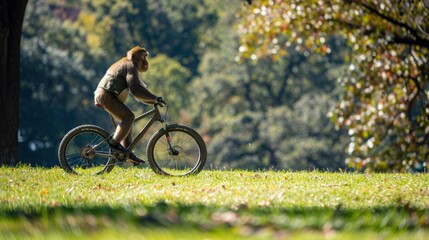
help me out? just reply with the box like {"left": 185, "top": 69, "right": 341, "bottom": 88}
{"left": 146, "top": 124, "right": 207, "bottom": 176}
{"left": 58, "top": 125, "right": 115, "bottom": 175}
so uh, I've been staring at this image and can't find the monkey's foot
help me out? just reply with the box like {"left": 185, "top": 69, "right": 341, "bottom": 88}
{"left": 126, "top": 152, "right": 145, "bottom": 165}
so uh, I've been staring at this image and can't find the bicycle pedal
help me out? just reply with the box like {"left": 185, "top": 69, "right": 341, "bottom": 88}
{"left": 114, "top": 152, "right": 127, "bottom": 162}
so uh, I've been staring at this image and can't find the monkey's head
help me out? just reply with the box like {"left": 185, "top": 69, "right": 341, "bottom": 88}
{"left": 127, "top": 46, "right": 149, "bottom": 72}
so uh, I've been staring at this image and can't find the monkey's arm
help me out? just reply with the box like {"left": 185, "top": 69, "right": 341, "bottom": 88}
{"left": 126, "top": 69, "right": 158, "bottom": 104}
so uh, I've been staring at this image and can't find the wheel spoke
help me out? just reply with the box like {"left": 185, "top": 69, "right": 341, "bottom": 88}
{"left": 60, "top": 126, "right": 113, "bottom": 175}
{"left": 149, "top": 127, "right": 206, "bottom": 176}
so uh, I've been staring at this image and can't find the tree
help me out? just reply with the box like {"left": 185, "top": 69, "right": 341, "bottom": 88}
{"left": 238, "top": 0, "right": 429, "bottom": 172}
{"left": 0, "top": 0, "right": 28, "bottom": 165}
{"left": 190, "top": 0, "right": 347, "bottom": 170}
{"left": 140, "top": 54, "right": 191, "bottom": 118}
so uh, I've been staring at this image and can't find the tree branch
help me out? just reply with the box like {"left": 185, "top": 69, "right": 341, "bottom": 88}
{"left": 390, "top": 35, "right": 429, "bottom": 48}
{"left": 357, "top": 1, "right": 429, "bottom": 49}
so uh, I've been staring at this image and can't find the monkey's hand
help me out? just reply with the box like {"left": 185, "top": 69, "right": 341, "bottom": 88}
{"left": 156, "top": 97, "right": 167, "bottom": 106}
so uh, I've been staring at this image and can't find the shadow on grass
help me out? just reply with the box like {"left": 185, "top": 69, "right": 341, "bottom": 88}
{"left": 2, "top": 201, "right": 429, "bottom": 234}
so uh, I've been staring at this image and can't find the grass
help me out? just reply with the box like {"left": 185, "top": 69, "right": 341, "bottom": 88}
{"left": 1, "top": 165, "right": 429, "bottom": 239}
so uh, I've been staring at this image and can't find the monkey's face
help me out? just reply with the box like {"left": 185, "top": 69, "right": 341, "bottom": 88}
{"left": 127, "top": 46, "right": 149, "bottom": 72}
{"left": 137, "top": 51, "right": 149, "bottom": 72}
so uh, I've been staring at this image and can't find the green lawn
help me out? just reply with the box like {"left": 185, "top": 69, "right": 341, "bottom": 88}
{"left": 1, "top": 166, "right": 428, "bottom": 239}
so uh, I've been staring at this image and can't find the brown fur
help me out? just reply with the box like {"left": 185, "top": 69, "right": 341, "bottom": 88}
{"left": 94, "top": 46, "right": 158, "bottom": 148}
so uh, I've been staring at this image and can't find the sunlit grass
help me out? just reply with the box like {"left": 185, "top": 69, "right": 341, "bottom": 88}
{"left": 1, "top": 165, "right": 428, "bottom": 239}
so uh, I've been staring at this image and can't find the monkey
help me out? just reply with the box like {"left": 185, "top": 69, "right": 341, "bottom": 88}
{"left": 94, "top": 46, "right": 164, "bottom": 164}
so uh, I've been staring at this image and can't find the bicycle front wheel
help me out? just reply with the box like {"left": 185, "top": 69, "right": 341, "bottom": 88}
{"left": 58, "top": 125, "right": 115, "bottom": 175}
{"left": 147, "top": 124, "right": 207, "bottom": 176}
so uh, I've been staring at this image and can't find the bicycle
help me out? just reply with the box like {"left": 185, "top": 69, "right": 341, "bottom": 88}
{"left": 58, "top": 102, "right": 207, "bottom": 176}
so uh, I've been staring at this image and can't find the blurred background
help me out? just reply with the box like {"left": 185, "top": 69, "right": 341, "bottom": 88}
{"left": 19, "top": 0, "right": 349, "bottom": 170}
{"left": 18, "top": 0, "right": 392, "bottom": 171}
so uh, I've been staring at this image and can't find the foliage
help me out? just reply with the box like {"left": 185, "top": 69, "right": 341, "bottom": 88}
{"left": 137, "top": 54, "right": 192, "bottom": 119}
{"left": 20, "top": 0, "right": 351, "bottom": 171}
{"left": 122, "top": 0, "right": 218, "bottom": 75}
{"left": 1, "top": 166, "right": 429, "bottom": 238}
{"left": 238, "top": 0, "right": 429, "bottom": 172}
{"left": 191, "top": 1, "right": 347, "bottom": 170}
{"left": 20, "top": 0, "right": 106, "bottom": 165}
{"left": 19, "top": 0, "right": 210, "bottom": 166}
{"left": 21, "top": 0, "right": 400, "bottom": 172}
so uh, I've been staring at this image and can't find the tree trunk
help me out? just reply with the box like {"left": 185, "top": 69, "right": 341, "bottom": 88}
{"left": 0, "top": 0, "right": 28, "bottom": 165}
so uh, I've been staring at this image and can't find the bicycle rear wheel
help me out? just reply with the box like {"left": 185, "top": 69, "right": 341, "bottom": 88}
{"left": 147, "top": 124, "right": 207, "bottom": 176}
{"left": 58, "top": 125, "right": 115, "bottom": 175}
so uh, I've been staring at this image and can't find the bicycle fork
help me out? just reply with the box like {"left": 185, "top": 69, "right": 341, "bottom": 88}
{"left": 164, "top": 124, "right": 179, "bottom": 156}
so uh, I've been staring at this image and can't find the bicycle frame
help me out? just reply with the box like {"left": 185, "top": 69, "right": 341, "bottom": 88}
{"left": 127, "top": 105, "right": 163, "bottom": 151}
{"left": 91, "top": 104, "right": 164, "bottom": 159}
